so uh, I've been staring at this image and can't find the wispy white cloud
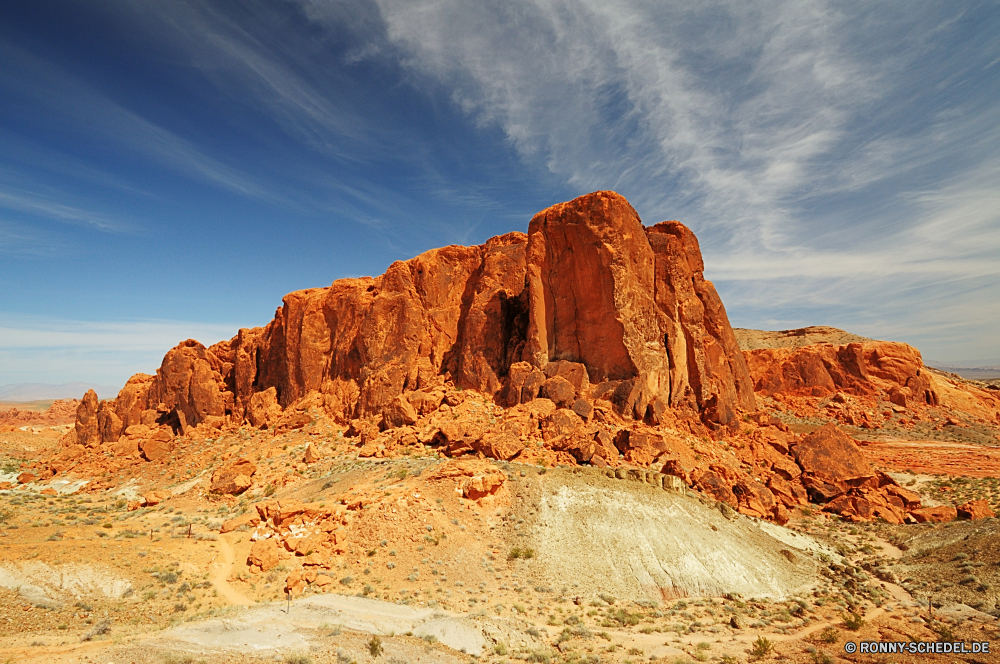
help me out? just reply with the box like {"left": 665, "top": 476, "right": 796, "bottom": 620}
{"left": 0, "top": 315, "right": 236, "bottom": 352}
{"left": 370, "top": 0, "right": 882, "bottom": 234}
{"left": 111, "top": 0, "right": 383, "bottom": 160}
{"left": 0, "top": 314, "right": 239, "bottom": 386}
{"left": 0, "top": 38, "right": 283, "bottom": 203}
{"left": 0, "top": 189, "right": 129, "bottom": 233}
{"left": 359, "top": 0, "right": 999, "bottom": 360}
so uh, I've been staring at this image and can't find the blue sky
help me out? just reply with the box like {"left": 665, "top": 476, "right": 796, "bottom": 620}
{"left": 1, "top": 0, "right": 998, "bottom": 389}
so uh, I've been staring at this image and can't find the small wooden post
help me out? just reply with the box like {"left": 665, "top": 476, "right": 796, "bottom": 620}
{"left": 187, "top": 524, "right": 192, "bottom": 539}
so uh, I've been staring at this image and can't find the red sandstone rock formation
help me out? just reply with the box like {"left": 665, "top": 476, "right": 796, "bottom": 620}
{"left": 744, "top": 340, "right": 938, "bottom": 405}
{"left": 74, "top": 390, "right": 100, "bottom": 448}
{"left": 523, "top": 191, "right": 755, "bottom": 426}
{"left": 50, "top": 192, "right": 945, "bottom": 529}
{"left": 0, "top": 399, "right": 79, "bottom": 427}
{"left": 76, "top": 191, "right": 754, "bottom": 448}
{"left": 957, "top": 499, "right": 995, "bottom": 520}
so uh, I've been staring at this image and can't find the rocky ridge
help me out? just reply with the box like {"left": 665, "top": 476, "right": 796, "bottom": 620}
{"left": 32, "top": 191, "right": 1000, "bottom": 529}
{"left": 0, "top": 399, "right": 78, "bottom": 429}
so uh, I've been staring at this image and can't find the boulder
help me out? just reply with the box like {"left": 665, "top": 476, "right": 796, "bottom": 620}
{"left": 885, "top": 484, "right": 923, "bottom": 510}
{"left": 140, "top": 431, "right": 173, "bottom": 462}
{"left": 273, "top": 411, "right": 312, "bottom": 434}
{"left": 540, "top": 408, "right": 583, "bottom": 441}
{"left": 520, "top": 368, "right": 546, "bottom": 403}
{"left": 792, "top": 424, "right": 874, "bottom": 500}
{"left": 909, "top": 505, "right": 957, "bottom": 523}
{"left": 249, "top": 538, "right": 284, "bottom": 573}
{"left": 475, "top": 431, "right": 524, "bottom": 461}
{"left": 539, "top": 376, "right": 575, "bottom": 409}
{"left": 210, "top": 459, "right": 257, "bottom": 495}
{"left": 143, "top": 489, "right": 171, "bottom": 506}
{"left": 436, "top": 419, "right": 486, "bottom": 456}
{"left": 571, "top": 397, "right": 594, "bottom": 421}
{"left": 247, "top": 387, "right": 282, "bottom": 428}
{"left": 381, "top": 394, "right": 418, "bottom": 429}
{"left": 498, "top": 362, "right": 534, "bottom": 407}
{"left": 555, "top": 431, "right": 598, "bottom": 464}
{"left": 543, "top": 360, "right": 590, "bottom": 393}
{"left": 407, "top": 388, "right": 445, "bottom": 415}
{"left": 614, "top": 429, "right": 667, "bottom": 466}
{"left": 592, "top": 430, "right": 619, "bottom": 464}
{"left": 427, "top": 459, "right": 510, "bottom": 507}
{"left": 303, "top": 443, "right": 321, "bottom": 464}
{"left": 957, "top": 499, "right": 995, "bottom": 520}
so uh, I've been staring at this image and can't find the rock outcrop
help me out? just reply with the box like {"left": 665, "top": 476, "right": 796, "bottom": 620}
{"left": 744, "top": 339, "right": 938, "bottom": 406}
{"left": 957, "top": 499, "right": 995, "bottom": 520}
{"left": 523, "top": 192, "right": 755, "bottom": 426}
{"left": 74, "top": 390, "right": 100, "bottom": 448}
{"left": 49, "top": 192, "right": 948, "bottom": 530}
{"left": 74, "top": 191, "right": 756, "bottom": 450}
{"left": 0, "top": 399, "right": 79, "bottom": 427}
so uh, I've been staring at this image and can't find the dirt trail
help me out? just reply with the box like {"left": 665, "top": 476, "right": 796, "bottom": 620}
{"left": 209, "top": 534, "right": 253, "bottom": 606}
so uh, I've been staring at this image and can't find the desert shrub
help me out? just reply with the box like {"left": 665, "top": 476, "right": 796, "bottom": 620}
{"left": 284, "top": 655, "right": 312, "bottom": 664}
{"left": 367, "top": 635, "right": 383, "bottom": 657}
{"left": 81, "top": 618, "right": 111, "bottom": 641}
{"left": 819, "top": 626, "right": 840, "bottom": 643}
{"left": 843, "top": 612, "right": 865, "bottom": 631}
{"left": 932, "top": 621, "right": 956, "bottom": 642}
{"left": 750, "top": 635, "right": 773, "bottom": 659}
{"left": 608, "top": 608, "right": 641, "bottom": 626}
{"left": 159, "top": 653, "right": 197, "bottom": 664}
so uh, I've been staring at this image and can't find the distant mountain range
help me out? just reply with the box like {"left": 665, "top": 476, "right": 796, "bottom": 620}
{"left": 927, "top": 362, "right": 1000, "bottom": 381}
{"left": 0, "top": 382, "right": 120, "bottom": 402}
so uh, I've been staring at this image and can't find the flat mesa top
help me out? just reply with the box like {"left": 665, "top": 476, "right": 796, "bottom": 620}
{"left": 734, "top": 326, "right": 873, "bottom": 351}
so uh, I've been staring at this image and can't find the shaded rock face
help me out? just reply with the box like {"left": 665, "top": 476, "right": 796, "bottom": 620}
{"left": 74, "top": 390, "right": 100, "bottom": 448}
{"left": 146, "top": 339, "right": 233, "bottom": 427}
{"left": 231, "top": 232, "right": 530, "bottom": 422}
{"left": 744, "top": 341, "right": 938, "bottom": 404}
{"left": 79, "top": 190, "right": 754, "bottom": 444}
{"left": 523, "top": 191, "right": 755, "bottom": 425}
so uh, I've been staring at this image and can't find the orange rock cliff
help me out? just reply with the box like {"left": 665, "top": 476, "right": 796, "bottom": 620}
{"left": 47, "top": 190, "right": 1000, "bottom": 526}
